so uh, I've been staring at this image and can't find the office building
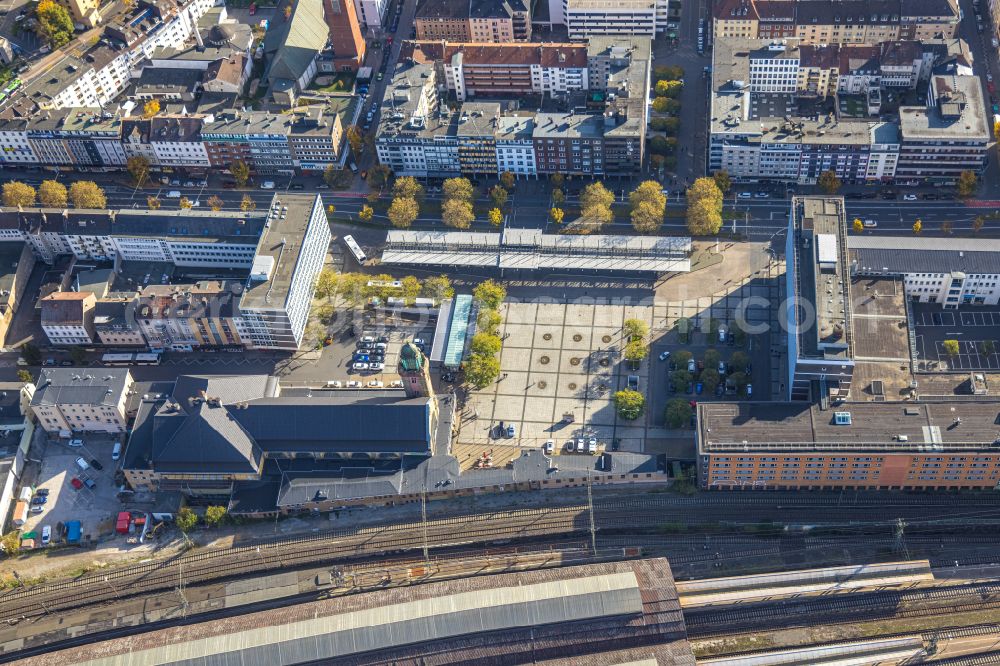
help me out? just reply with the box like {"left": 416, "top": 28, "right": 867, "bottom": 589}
{"left": 698, "top": 400, "right": 1000, "bottom": 491}
{"left": 559, "top": 0, "right": 669, "bottom": 38}
{"left": 785, "top": 197, "right": 855, "bottom": 402}
{"left": 850, "top": 236, "right": 1000, "bottom": 308}
{"left": 415, "top": 0, "right": 531, "bottom": 42}
{"left": 134, "top": 281, "right": 243, "bottom": 351}
{"left": 30, "top": 368, "right": 133, "bottom": 435}
{"left": 236, "top": 194, "right": 331, "bottom": 350}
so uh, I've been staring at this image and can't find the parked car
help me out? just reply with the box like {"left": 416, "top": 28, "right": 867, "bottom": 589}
{"left": 352, "top": 362, "right": 370, "bottom": 371}
{"left": 30, "top": 496, "right": 46, "bottom": 505}
{"left": 30, "top": 505, "right": 43, "bottom": 513}
{"left": 903, "top": 194, "right": 917, "bottom": 201}
{"left": 89, "top": 458, "right": 103, "bottom": 471}
{"left": 658, "top": 350, "right": 671, "bottom": 361}
{"left": 70, "top": 477, "right": 83, "bottom": 489}
{"left": 544, "top": 439, "right": 554, "bottom": 454}
{"left": 687, "top": 358, "right": 696, "bottom": 373}
{"left": 506, "top": 424, "right": 516, "bottom": 438}
{"left": 41, "top": 525, "right": 50, "bottom": 546}
{"left": 36, "top": 488, "right": 49, "bottom": 496}
{"left": 84, "top": 478, "right": 96, "bottom": 489}
{"left": 75, "top": 457, "right": 89, "bottom": 471}
{"left": 737, "top": 191, "right": 752, "bottom": 199}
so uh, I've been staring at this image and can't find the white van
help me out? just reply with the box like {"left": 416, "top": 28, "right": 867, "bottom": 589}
{"left": 112, "top": 442, "right": 122, "bottom": 460}
{"left": 75, "top": 457, "right": 89, "bottom": 471}
{"left": 165, "top": 190, "right": 181, "bottom": 198}
{"left": 326, "top": 380, "right": 343, "bottom": 388}
{"left": 68, "top": 438, "right": 84, "bottom": 447}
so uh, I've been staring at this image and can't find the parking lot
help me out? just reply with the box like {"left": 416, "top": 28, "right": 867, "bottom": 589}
{"left": 315, "top": 320, "right": 436, "bottom": 388}
{"left": 23, "top": 436, "right": 123, "bottom": 545}
{"left": 913, "top": 303, "right": 1000, "bottom": 372}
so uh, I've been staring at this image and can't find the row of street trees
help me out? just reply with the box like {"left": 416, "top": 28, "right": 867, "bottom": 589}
{"left": 465, "top": 280, "right": 507, "bottom": 388}
{"left": 2, "top": 180, "right": 105, "bottom": 209}
{"left": 614, "top": 318, "right": 651, "bottom": 420}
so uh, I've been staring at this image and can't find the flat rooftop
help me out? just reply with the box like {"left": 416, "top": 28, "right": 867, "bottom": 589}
{"left": 240, "top": 194, "right": 320, "bottom": 310}
{"left": 792, "top": 197, "right": 852, "bottom": 359}
{"left": 698, "top": 400, "right": 1000, "bottom": 453}
{"left": 850, "top": 235, "right": 1000, "bottom": 276}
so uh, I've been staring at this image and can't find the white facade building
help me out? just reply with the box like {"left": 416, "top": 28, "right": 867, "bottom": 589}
{"left": 562, "top": 0, "right": 669, "bottom": 37}
{"left": 30, "top": 368, "right": 133, "bottom": 435}
{"left": 748, "top": 45, "right": 800, "bottom": 93}
{"left": 352, "top": 0, "right": 388, "bottom": 28}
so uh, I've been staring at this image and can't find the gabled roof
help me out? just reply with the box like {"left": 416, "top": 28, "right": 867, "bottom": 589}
{"left": 264, "top": 0, "right": 329, "bottom": 85}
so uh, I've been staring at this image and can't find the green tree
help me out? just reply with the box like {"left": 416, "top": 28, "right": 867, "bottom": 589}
{"left": 624, "top": 339, "right": 648, "bottom": 366}
{"left": 473, "top": 279, "right": 506, "bottom": 310}
{"left": 126, "top": 155, "right": 151, "bottom": 187}
{"left": 649, "top": 135, "right": 672, "bottom": 155}
{"left": 652, "top": 97, "right": 671, "bottom": 113}
{"left": 488, "top": 207, "right": 503, "bottom": 227}
{"left": 344, "top": 125, "right": 363, "bottom": 155}
{"left": 16, "top": 369, "right": 32, "bottom": 383}
{"left": 470, "top": 332, "right": 502, "bottom": 356}
{"left": 38, "top": 180, "right": 67, "bottom": 208}
{"left": 650, "top": 117, "right": 672, "bottom": 131}
{"left": 580, "top": 181, "right": 615, "bottom": 228}
{"left": 670, "top": 368, "right": 691, "bottom": 393}
{"left": 629, "top": 180, "right": 666, "bottom": 233}
{"left": 728, "top": 351, "right": 750, "bottom": 372}
{"left": 943, "top": 339, "right": 960, "bottom": 357}
{"left": 957, "top": 170, "right": 979, "bottom": 198}
{"left": 442, "top": 177, "right": 474, "bottom": 203}
{"left": 500, "top": 171, "right": 516, "bottom": 190}
{"left": 1, "top": 530, "right": 20, "bottom": 556}
{"left": 229, "top": 160, "right": 250, "bottom": 187}
{"left": 687, "top": 197, "right": 722, "bottom": 235}
{"left": 323, "top": 165, "right": 351, "bottom": 189}
{"left": 549, "top": 207, "right": 564, "bottom": 224}
{"left": 69, "top": 181, "right": 106, "bottom": 209}
{"left": 441, "top": 198, "right": 474, "bottom": 229}
{"left": 489, "top": 185, "right": 508, "bottom": 208}
{"left": 314, "top": 268, "right": 338, "bottom": 300}
{"left": 401, "top": 275, "right": 421, "bottom": 304}
{"left": 478, "top": 308, "right": 502, "bottom": 334}
{"left": 623, "top": 318, "right": 649, "bottom": 341}
{"left": 358, "top": 205, "right": 374, "bottom": 222}
{"left": 712, "top": 170, "right": 732, "bottom": 194}
{"left": 2, "top": 182, "right": 35, "bottom": 208}
{"left": 704, "top": 348, "right": 721, "bottom": 371}
{"left": 204, "top": 505, "right": 227, "bottom": 527}
{"left": 466, "top": 353, "right": 501, "bottom": 388}
{"left": 36, "top": 0, "right": 73, "bottom": 48}
{"left": 614, "top": 389, "right": 645, "bottom": 420}
{"left": 660, "top": 118, "right": 680, "bottom": 135}
{"left": 665, "top": 398, "right": 693, "bottom": 428}
{"left": 393, "top": 176, "right": 425, "bottom": 201}
{"left": 367, "top": 164, "right": 392, "bottom": 189}
{"left": 421, "top": 275, "right": 454, "bottom": 300}
{"left": 672, "top": 349, "right": 693, "bottom": 369}
{"left": 175, "top": 507, "right": 198, "bottom": 532}
{"left": 388, "top": 197, "right": 419, "bottom": 229}
{"left": 817, "top": 169, "right": 842, "bottom": 194}
{"left": 20, "top": 343, "right": 40, "bottom": 366}
{"left": 700, "top": 368, "right": 721, "bottom": 393}
{"left": 551, "top": 189, "right": 565, "bottom": 206}
{"left": 980, "top": 340, "right": 996, "bottom": 356}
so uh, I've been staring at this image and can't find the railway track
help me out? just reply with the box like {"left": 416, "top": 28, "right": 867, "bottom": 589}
{"left": 5, "top": 492, "right": 1000, "bottom": 623}
{"left": 685, "top": 582, "right": 1000, "bottom": 638}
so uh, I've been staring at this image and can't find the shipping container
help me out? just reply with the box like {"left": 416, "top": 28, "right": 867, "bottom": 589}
{"left": 115, "top": 511, "right": 131, "bottom": 534}
{"left": 18, "top": 486, "right": 31, "bottom": 503}
{"left": 65, "top": 520, "right": 81, "bottom": 544}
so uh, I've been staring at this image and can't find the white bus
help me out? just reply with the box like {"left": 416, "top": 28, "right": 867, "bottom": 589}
{"left": 102, "top": 353, "right": 134, "bottom": 366}
{"left": 343, "top": 235, "right": 367, "bottom": 264}
{"left": 134, "top": 353, "right": 162, "bottom": 366}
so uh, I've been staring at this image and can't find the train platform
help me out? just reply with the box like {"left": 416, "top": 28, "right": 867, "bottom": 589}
{"left": 678, "top": 560, "right": 934, "bottom": 607}
{"left": 698, "top": 635, "right": 926, "bottom": 666}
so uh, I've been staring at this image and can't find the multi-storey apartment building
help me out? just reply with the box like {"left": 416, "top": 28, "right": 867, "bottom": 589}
{"left": 236, "top": 195, "right": 330, "bottom": 350}
{"left": 415, "top": 0, "right": 531, "bottom": 42}
{"left": 378, "top": 37, "right": 648, "bottom": 178}
{"left": 352, "top": 0, "right": 388, "bottom": 28}
{"left": 709, "top": 37, "right": 985, "bottom": 185}
{"left": 713, "top": 0, "right": 960, "bottom": 44}
{"left": 135, "top": 281, "right": 243, "bottom": 351}
{"left": 410, "top": 41, "right": 589, "bottom": 102}
{"left": 30, "top": 368, "right": 133, "bottom": 435}
{"left": 41, "top": 292, "right": 96, "bottom": 345}
{"left": 698, "top": 400, "right": 1000, "bottom": 491}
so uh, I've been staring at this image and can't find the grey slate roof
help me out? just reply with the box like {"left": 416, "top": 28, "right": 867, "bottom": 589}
{"left": 31, "top": 368, "right": 130, "bottom": 408}
{"left": 849, "top": 235, "right": 1000, "bottom": 275}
